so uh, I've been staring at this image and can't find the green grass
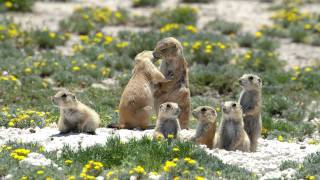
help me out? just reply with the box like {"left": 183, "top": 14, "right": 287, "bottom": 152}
{"left": 0, "top": 138, "right": 255, "bottom": 179}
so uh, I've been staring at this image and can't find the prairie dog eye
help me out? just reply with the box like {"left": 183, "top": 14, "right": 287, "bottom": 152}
{"left": 248, "top": 76, "right": 254, "bottom": 81}
{"left": 61, "top": 94, "right": 67, "bottom": 98}
{"left": 160, "top": 48, "right": 167, "bottom": 52}
{"left": 166, "top": 104, "right": 172, "bottom": 109}
{"left": 232, "top": 103, "right": 237, "bottom": 108}
{"left": 201, "top": 108, "right": 207, "bottom": 112}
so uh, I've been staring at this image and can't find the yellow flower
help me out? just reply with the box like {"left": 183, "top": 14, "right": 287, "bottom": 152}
{"left": 8, "top": 28, "right": 18, "bottom": 38}
{"left": 65, "top": 159, "right": 73, "bottom": 165}
{"left": 24, "top": 68, "right": 32, "bottom": 74}
{"left": 104, "top": 36, "right": 113, "bottom": 45}
{"left": 172, "top": 147, "right": 179, "bottom": 152}
{"left": 184, "top": 157, "right": 191, "bottom": 162}
{"left": 291, "top": 77, "right": 297, "bottom": 81}
{"left": 37, "top": 170, "right": 44, "bottom": 175}
{"left": 292, "top": 66, "right": 300, "bottom": 71}
{"left": 188, "top": 159, "right": 196, "bottom": 165}
{"left": 106, "top": 171, "right": 113, "bottom": 177}
{"left": 21, "top": 176, "right": 28, "bottom": 180}
{"left": 215, "top": 170, "right": 222, "bottom": 177}
{"left": 45, "top": 177, "right": 52, "bottom": 180}
{"left": 49, "top": 32, "right": 56, "bottom": 39}
{"left": 185, "top": 25, "right": 198, "bottom": 33}
{"left": 95, "top": 32, "right": 104, "bottom": 39}
{"left": 192, "top": 41, "right": 201, "bottom": 50}
{"left": 167, "top": 134, "right": 174, "bottom": 139}
{"left": 79, "top": 35, "right": 89, "bottom": 43}
{"left": 304, "top": 24, "right": 312, "bottom": 30}
{"left": 114, "top": 11, "right": 122, "bottom": 19}
{"left": 8, "top": 121, "right": 14, "bottom": 127}
{"left": 116, "top": 41, "right": 129, "bottom": 48}
{"left": 173, "top": 158, "right": 179, "bottom": 162}
{"left": 304, "top": 67, "right": 312, "bottom": 72}
{"left": 195, "top": 176, "right": 205, "bottom": 180}
{"left": 150, "top": 172, "right": 158, "bottom": 176}
{"left": 307, "top": 139, "right": 319, "bottom": 145}
{"left": 173, "top": 177, "right": 180, "bottom": 180}
{"left": 163, "top": 160, "right": 176, "bottom": 172}
{"left": 278, "top": 135, "right": 283, "bottom": 142}
{"left": 217, "top": 42, "right": 226, "bottom": 49}
{"left": 306, "top": 175, "right": 315, "bottom": 180}
{"left": 67, "top": 176, "right": 75, "bottom": 180}
{"left": 182, "top": 42, "right": 189, "bottom": 47}
{"left": 255, "top": 31, "right": 263, "bottom": 38}
{"left": 133, "top": 165, "right": 145, "bottom": 174}
{"left": 5, "top": 1, "right": 13, "bottom": 8}
{"left": 72, "top": 66, "right": 80, "bottom": 72}
{"left": 160, "top": 23, "right": 179, "bottom": 33}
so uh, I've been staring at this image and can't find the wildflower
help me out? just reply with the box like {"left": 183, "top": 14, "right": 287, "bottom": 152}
{"left": 304, "top": 67, "right": 312, "bottom": 73}
{"left": 173, "top": 158, "right": 179, "bottom": 162}
{"left": 45, "top": 177, "right": 52, "bottom": 180}
{"left": 72, "top": 66, "right": 80, "bottom": 72}
{"left": 304, "top": 24, "right": 312, "bottom": 30}
{"left": 182, "top": 42, "right": 189, "bottom": 47}
{"left": 160, "top": 23, "right": 179, "bottom": 33}
{"left": 168, "top": 134, "right": 174, "bottom": 139}
{"left": 67, "top": 176, "right": 75, "bottom": 180}
{"left": 215, "top": 170, "right": 222, "bottom": 177}
{"left": 49, "top": 32, "right": 56, "bottom": 39}
{"left": 116, "top": 41, "right": 129, "bottom": 48}
{"left": 184, "top": 157, "right": 191, "bottom": 162}
{"left": 133, "top": 165, "right": 145, "bottom": 174}
{"left": 106, "top": 171, "right": 113, "bottom": 177}
{"left": 79, "top": 35, "right": 89, "bottom": 43}
{"left": 172, "top": 147, "right": 179, "bottom": 152}
{"left": 192, "top": 41, "right": 201, "bottom": 50}
{"left": 291, "top": 77, "right": 297, "bottom": 81}
{"left": 255, "top": 31, "right": 263, "bottom": 38}
{"left": 39, "top": 146, "right": 45, "bottom": 152}
{"left": 163, "top": 160, "right": 176, "bottom": 172}
{"left": 5, "top": 1, "right": 13, "bottom": 8}
{"left": 24, "top": 68, "right": 32, "bottom": 74}
{"left": 150, "top": 172, "right": 158, "bottom": 176}
{"left": 306, "top": 175, "right": 315, "bottom": 180}
{"left": 292, "top": 66, "right": 300, "bottom": 71}
{"left": 307, "top": 139, "right": 319, "bottom": 145}
{"left": 173, "top": 177, "right": 180, "bottom": 180}
{"left": 65, "top": 159, "right": 73, "bottom": 165}
{"left": 95, "top": 32, "right": 103, "bottom": 39}
{"left": 37, "top": 170, "right": 44, "bottom": 175}
{"left": 114, "top": 11, "right": 122, "bottom": 19}
{"left": 185, "top": 25, "right": 198, "bottom": 33}
{"left": 8, "top": 121, "right": 14, "bottom": 127}
{"left": 8, "top": 28, "right": 18, "bottom": 38}
{"left": 195, "top": 176, "right": 205, "bottom": 180}
{"left": 188, "top": 159, "right": 196, "bottom": 165}
{"left": 104, "top": 36, "right": 113, "bottom": 45}
{"left": 21, "top": 176, "right": 28, "bottom": 180}
{"left": 10, "top": 148, "right": 31, "bottom": 161}
{"left": 278, "top": 135, "right": 283, "bottom": 142}
{"left": 204, "top": 44, "right": 212, "bottom": 54}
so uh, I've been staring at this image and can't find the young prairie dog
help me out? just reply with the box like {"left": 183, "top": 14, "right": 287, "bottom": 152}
{"left": 239, "top": 74, "right": 262, "bottom": 152}
{"left": 214, "top": 101, "right": 250, "bottom": 152}
{"left": 114, "top": 51, "right": 169, "bottom": 130}
{"left": 153, "top": 37, "right": 191, "bottom": 129}
{"left": 191, "top": 106, "right": 217, "bottom": 149}
{"left": 52, "top": 90, "right": 100, "bottom": 134}
{"left": 154, "top": 102, "right": 181, "bottom": 139}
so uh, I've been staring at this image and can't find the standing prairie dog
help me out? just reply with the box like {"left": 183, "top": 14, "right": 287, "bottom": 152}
{"left": 191, "top": 106, "right": 217, "bottom": 149}
{"left": 52, "top": 90, "right": 100, "bottom": 134}
{"left": 115, "top": 51, "right": 169, "bottom": 129}
{"left": 239, "top": 74, "right": 262, "bottom": 152}
{"left": 154, "top": 102, "right": 181, "bottom": 139}
{"left": 214, "top": 101, "right": 250, "bottom": 152}
{"left": 153, "top": 37, "right": 191, "bottom": 129}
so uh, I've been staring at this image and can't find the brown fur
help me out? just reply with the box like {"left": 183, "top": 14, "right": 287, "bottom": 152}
{"left": 191, "top": 106, "right": 217, "bottom": 149}
{"left": 239, "top": 74, "right": 262, "bottom": 152}
{"left": 153, "top": 37, "right": 191, "bottom": 129}
{"left": 52, "top": 90, "right": 100, "bottom": 134}
{"left": 153, "top": 102, "right": 181, "bottom": 139}
{"left": 118, "top": 51, "right": 169, "bottom": 129}
{"left": 214, "top": 101, "right": 250, "bottom": 152}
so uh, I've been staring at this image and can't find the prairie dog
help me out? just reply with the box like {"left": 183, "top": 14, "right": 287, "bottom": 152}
{"left": 153, "top": 37, "right": 191, "bottom": 129}
{"left": 52, "top": 90, "right": 100, "bottom": 134}
{"left": 214, "top": 101, "right": 250, "bottom": 152}
{"left": 115, "top": 51, "right": 169, "bottom": 129}
{"left": 239, "top": 74, "right": 262, "bottom": 152}
{"left": 154, "top": 102, "right": 181, "bottom": 139}
{"left": 191, "top": 106, "right": 217, "bottom": 149}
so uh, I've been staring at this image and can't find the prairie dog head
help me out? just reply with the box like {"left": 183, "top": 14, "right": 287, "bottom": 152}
{"left": 52, "top": 90, "right": 77, "bottom": 108}
{"left": 222, "top": 101, "right": 243, "bottom": 122}
{"left": 192, "top": 106, "right": 217, "bottom": 122}
{"left": 239, "top": 74, "right": 262, "bottom": 91}
{"left": 152, "top": 37, "right": 183, "bottom": 61}
{"left": 159, "top": 102, "right": 181, "bottom": 119}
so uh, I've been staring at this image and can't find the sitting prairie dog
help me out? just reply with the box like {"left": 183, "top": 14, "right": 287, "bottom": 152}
{"left": 114, "top": 51, "right": 169, "bottom": 129}
{"left": 214, "top": 101, "right": 250, "bottom": 152}
{"left": 52, "top": 90, "right": 100, "bottom": 134}
{"left": 191, "top": 106, "right": 217, "bottom": 149}
{"left": 239, "top": 74, "right": 262, "bottom": 152}
{"left": 153, "top": 37, "right": 191, "bottom": 129}
{"left": 153, "top": 102, "right": 181, "bottom": 139}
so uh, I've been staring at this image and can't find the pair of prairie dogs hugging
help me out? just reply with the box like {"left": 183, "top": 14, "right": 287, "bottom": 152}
{"left": 52, "top": 37, "right": 262, "bottom": 152}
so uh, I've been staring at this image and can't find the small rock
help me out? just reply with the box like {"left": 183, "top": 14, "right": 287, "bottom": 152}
{"left": 300, "top": 145, "right": 306, "bottom": 149}
{"left": 29, "top": 129, "right": 36, "bottom": 133}
{"left": 20, "top": 153, "right": 54, "bottom": 167}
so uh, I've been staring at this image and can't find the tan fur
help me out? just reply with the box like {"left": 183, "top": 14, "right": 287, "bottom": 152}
{"left": 118, "top": 51, "right": 168, "bottom": 129}
{"left": 238, "top": 74, "right": 262, "bottom": 152}
{"left": 153, "top": 102, "right": 181, "bottom": 139}
{"left": 191, "top": 106, "right": 217, "bottom": 149}
{"left": 153, "top": 37, "right": 191, "bottom": 129}
{"left": 52, "top": 90, "right": 100, "bottom": 134}
{"left": 214, "top": 101, "right": 250, "bottom": 152}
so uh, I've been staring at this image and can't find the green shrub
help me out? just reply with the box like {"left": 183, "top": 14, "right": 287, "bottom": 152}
{"left": 0, "top": 0, "right": 34, "bottom": 12}
{"left": 132, "top": 0, "right": 160, "bottom": 7}
{"left": 151, "top": 6, "right": 198, "bottom": 27}
{"left": 204, "top": 19, "right": 242, "bottom": 35}
{"left": 289, "top": 23, "right": 309, "bottom": 43}
{"left": 30, "top": 29, "right": 69, "bottom": 49}
{"left": 182, "top": 0, "right": 213, "bottom": 3}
